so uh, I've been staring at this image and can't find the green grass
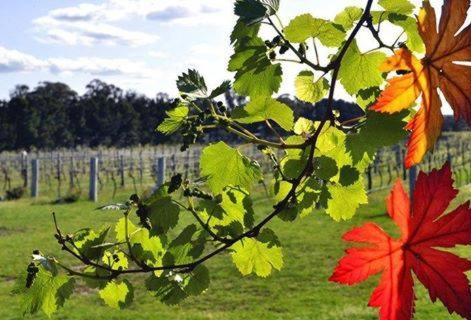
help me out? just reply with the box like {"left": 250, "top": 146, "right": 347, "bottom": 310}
{"left": 0, "top": 184, "right": 469, "bottom": 320}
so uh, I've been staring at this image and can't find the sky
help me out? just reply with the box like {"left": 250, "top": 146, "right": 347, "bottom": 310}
{"left": 0, "top": 0, "right": 467, "bottom": 114}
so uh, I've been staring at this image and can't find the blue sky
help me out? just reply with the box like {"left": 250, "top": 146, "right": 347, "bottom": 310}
{"left": 0, "top": 0, "right": 464, "bottom": 115}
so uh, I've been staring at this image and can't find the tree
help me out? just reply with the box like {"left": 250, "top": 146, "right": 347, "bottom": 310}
{"left": 13, "top": 1, "right": 471, "bottom": 319}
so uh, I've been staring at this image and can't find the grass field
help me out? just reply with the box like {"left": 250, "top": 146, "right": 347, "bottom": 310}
{"left": 0, "top": 182, "right": 469, "bottom": 320}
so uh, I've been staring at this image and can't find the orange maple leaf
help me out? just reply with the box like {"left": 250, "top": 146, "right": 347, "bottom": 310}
{"left": 371, "top": 0, "right": 471, "bottom": 168}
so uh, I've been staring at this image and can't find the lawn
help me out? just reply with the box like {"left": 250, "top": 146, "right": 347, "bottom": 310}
{"left": 0, "top": 183, "right": 469, "bottom": 320}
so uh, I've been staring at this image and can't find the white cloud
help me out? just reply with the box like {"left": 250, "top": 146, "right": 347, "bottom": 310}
{"left": 148, "top": 51, "right": 168, "bottom": 59}
{"left": 33, "top": 13, "right": 158, "bottom": 47}
{"left": 33, "top": 0, "right": 234, "bottom": 47}
{"left": 0, "top": 47, "right": 47, "bottom": 72}
{"left": 0, "top": 46, "right": 156, "bottom": 79}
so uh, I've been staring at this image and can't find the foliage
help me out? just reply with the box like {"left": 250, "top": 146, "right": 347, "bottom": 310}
{"left": 330, "top": 163, "right": 471, "bottom": 319}
{"left": 5, "top": 187, "right": 25, "bottom": 201}
{"left": 15, "top": 0, "right": 470, "bottom": 319}
{"left": 371, "top": 0, "right": 471, "bottom": 168}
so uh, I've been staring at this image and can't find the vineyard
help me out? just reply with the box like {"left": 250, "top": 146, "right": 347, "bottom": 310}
{"left": 2, "top": 0, "right": 471, "bottom": 318}
{"left": 0, "top": 132, "right": 469, "bottom": 203}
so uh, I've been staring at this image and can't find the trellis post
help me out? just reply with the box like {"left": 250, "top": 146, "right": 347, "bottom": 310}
{"left": 89, "top": 157, "right": 98, "bottom": 202}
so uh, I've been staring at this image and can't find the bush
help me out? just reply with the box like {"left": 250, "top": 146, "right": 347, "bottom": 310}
{"left": 5, "top": 187, "right": 25, "bottom": 200}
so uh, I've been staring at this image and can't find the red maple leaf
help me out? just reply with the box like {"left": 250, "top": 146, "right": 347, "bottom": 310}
{"left": 329, "top": 163, "right": 471, "bottom": 320}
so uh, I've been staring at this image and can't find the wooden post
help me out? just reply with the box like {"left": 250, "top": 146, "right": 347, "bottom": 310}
{"left": 408, "top": 166, "right": 417, "bottom": 200}
{"left": 56, "top": 155, "right": 62, "bottom": 199}
{"left": 156, "top": 156, "right": 166, "bottom": 188}
{"left": 89, "top": 157, "right": 98, "bottom": 202}
{"left": 31, "top": 159, "right": 39, "bottom": 198}
{"left": 367, "top": 165, "right": 373, "bottom": 191}
{"left": 69, "top": 157, "right": 75, "bottom": 189}
{"left": 119, "top": 155, "right": 125, "bottom": 187}
{"left": 21, "top": 152, "right": 28, "bottom": 188}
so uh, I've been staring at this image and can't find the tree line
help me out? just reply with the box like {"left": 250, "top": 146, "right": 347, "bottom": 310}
{"left": 0, "top": 80, "right": 467, "bottom": 151}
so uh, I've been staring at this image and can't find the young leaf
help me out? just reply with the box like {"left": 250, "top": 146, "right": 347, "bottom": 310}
{"left": 325, "top": 180, "right": 367, "bottom": 221}
{"left": 14, "top": 268, "right": 75, "bottom": 317}
{"left": 162, "top": 224, "right": 205, "bottom": 265}
{"left": 209, "top": 80, "right": 231, "bottom": 99}
{"left": 231, "top": 228, "right": 283, "bottom": 277}
{"left": 338, "top": 40, "right": 386, "bottom": 95}
{"left": 232, "top": 96, "right": 294, "bottom": 131}
{"left": 284, "top": 14, "right": 345, "bottom": 47}
{"left": 295, "top": 70, "right": 329, "bottom": 104}
{"left": 234, "top": 0, "right": 279, "bottom": 25}
{"left": 102, "top": 251, "right": 128, "bottom": 271}
{"left": 99, "top": 280, "right": 134, "bottom": 309}
{"left": 73, "top": 227, "right": 110, "bottom": 260}
{"left": 197, "top": 186, "right": 255, "bottom": 231}
{"left": 371, "top": 0, "right": 471, "bottom": 168}
{"left": 346, "top": 110, "right": 408, "bottom": 164}
{"left": 176, "top": 69, "right": 207, "bottom": 99}
{"left": 330, "top": 163, "right": 471, "bottom": 320}
{"left": 145, "top": 265, "right": 210, "bottom": 305}
{"left": 230, "top": 19, "right": 260, "bottom": 45}
{"left": 147, "top": 195, "right": 180, "bottom": 235}
{"left": 334, "top": 6, "right": 363, "bottom": 31}
{"left": 200, "top": 142, "right": 261, "bottom": 194}
{"left": 157, "top": 104, "right": 189, "bottom": 135}
{"left": 387, "top": 13, "right": 424, "bottom": 53}
{"left": 378, "top": 0, "right": 414, "bottom": 15}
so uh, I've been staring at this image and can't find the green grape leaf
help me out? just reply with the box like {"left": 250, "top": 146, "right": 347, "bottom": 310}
{"left": 157, "top": 104, "right": 189, "bottom": 135}
{"left": 115, "top": 218, "right": 164, "bottom": 265}
{"left": 200, "top": 142, "right": 261, "bottom": 194}
{"left": 145, "top": 274, "right": 187, "bottom": 305}
{"left": 356, "top": 86, "right": 381, "bottom": 109}
{"left": 273, "top": 178, "right": 319, "bottom": 220}
{"left": 163, "top": 224, "right": 205, "bottom": 266}
{"left": 295, "top": 71, "right": 329, "bottom": 104}
{"left": 338, "top": 40, "right": 386, "bottom": 95}
{"left": 197, "top": 186, "right": 255, "bottom": 231}
{"left": 316, "top": 156, "right": 338, "bottom": 180}
{"left": 231, "top": 20, "right": 261, "bottom": 45}
{"left": 334, "top": 6, "right": 363, "bottom": 31}
{"left": 115, "top": 217, "right": 137, "bottom": 243}
{"left": 370, "top": 11, "right": 424, "bottom": 53}
{"left": 231, "top": 228, "right": 283, "bottom": 277}
{"left": 233, "top": 61, "right": 282, "bottom": 97}
{"left": 279, "top": 136, "right": 309, "bottom": 179}
{"left": 130, "top": 228, "right": 164, "bottom": 264}
{"left": 232, "top": 96, "right": 294, "bottom": 131}
{"left": 184, "top": 265, "right": 210, "bottom": 296}
{"left": 388, "top": 13, "right": 424, "bottom": 53}
{"left": 209, "top": 80, "right": 231, "bottom": 98}
{"left": 146, "top": 265, "right": 210, "bottom": 305}
{"left": 176, "top": 69, "right": 207, "bottom": 99}
{"left": 346, "top": 110, "right": 408, "bottom": 164}
{"left": 293, "top": 117, "right": 316, "bottom": 136}
{"left": 13, "top": 268, "right": 75, "bottom": 317}
{"left": 73, "top": 227, "right": 109, "bottom": 260}
{"left": 147, "top": 195, "right": 180, "bottom": 235}
{"left": 99, "top": 280, "right": 134, "bottom": 309}
{"left": 102, "top": 251, "right": 128, "bottom": 271}
{"left": 325, "top": 180, "right": 367, "bottom": 221}
{"left": 228, "top": 33, "right": 282, "bottom": 97}
{"left": 82, "top": 266, "right": 110, "bottom": 289}
{"left": 284, "top": 14, "right": 345, "bottom": 47}
{"left": 339, "top": 165, "right": 360, "bottom": 186}
{"left": 378, "top": 0, "right": 414, "bottom": 15}
{"left": 234, "top": 0, "right": 279, "bottom": 25}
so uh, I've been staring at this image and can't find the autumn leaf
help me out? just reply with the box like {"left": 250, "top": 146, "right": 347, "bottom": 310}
{"left": 371, "top": 0, "right": 471, "bottom": 168}
{"left": 329, "top": 163, "right": 471, "bottom": 320}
